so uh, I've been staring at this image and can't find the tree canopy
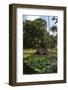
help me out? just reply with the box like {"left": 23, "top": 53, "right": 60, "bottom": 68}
{"left": 23, "top": 17, "right": 57, "bottom": 49}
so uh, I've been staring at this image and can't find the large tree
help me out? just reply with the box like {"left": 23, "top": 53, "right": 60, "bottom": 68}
{"left": 23, "top": 18, "right": 47, "bottom": 49}
{"left": 23, "top": 17, "right": 57, "bottom": 49}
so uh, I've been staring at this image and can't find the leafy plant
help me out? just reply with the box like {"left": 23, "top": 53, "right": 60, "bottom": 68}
{"left": 23, "top": 50, "right": 57, "bottom": 74}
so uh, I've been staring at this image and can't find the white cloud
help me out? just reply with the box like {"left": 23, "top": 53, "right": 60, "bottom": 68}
{"left": 25, "top": 16, "right": 40, "bottom": 21}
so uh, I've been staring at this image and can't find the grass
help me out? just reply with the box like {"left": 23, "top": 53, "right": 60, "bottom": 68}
{"left": 23, "top": 48, "right": 57, "bottom": 74}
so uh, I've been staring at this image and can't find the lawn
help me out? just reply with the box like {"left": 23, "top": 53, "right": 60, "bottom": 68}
{"left": 23, "top": 48, "right": 57, "bottom": 74}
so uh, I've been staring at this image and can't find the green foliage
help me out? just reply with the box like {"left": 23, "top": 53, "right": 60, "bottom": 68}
{"left": 23, "top": 18, "right": 47, "bottom": 49}
{"left": 23, "top": 49, "right": 57, "bottom": 74}
{"left": 50, "top": 16, "right": 58, "bottom": 32}
{"left": 23, "top": 17, "right": 57, "bottom": 49}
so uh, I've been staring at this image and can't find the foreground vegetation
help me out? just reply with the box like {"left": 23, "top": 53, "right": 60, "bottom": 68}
{"left": 23, "top": 48, "right": 57, "bottom": 74}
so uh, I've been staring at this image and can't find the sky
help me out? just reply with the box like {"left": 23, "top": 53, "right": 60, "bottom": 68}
{"left": 23, "top": 15, "right": 58, "bottom": 36}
